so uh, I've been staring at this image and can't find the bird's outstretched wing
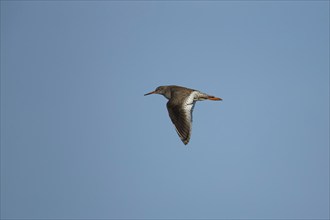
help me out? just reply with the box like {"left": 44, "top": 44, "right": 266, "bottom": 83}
{"left": 166, "top": 98, "right": 195, "bottom": 145}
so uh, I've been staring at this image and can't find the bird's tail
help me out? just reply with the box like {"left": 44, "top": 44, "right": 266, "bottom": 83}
{"left": 195, "top": 91, "right": 222, "bottom": 101}
{"left": 207, "top": 96, "right": 222, "bottom": 101}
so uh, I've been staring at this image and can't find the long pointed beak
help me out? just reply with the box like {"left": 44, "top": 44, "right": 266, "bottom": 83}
{"left": 144, "top": 91, "right": 156, "bottom": 96}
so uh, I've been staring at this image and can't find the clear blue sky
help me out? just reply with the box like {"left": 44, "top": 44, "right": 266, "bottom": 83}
{"left": 1, "top": 1, "right": 329, "bottom": 219}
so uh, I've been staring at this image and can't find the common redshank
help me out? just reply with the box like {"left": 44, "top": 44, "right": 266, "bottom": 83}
{"left": 144, "top": 85, "right": 222, "bottom": 145}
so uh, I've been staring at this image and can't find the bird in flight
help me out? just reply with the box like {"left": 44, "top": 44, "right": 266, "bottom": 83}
{"left": 144, "top": 85, "right": 222, "bottom": 145}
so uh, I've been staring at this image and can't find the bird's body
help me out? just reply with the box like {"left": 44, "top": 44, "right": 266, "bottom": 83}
{"left": 144, "top": 85, "right": 222, "bottom": 145}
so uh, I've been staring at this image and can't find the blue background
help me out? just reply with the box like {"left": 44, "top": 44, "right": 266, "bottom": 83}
{"left": 1, "top": 1, "right": 329, "bottom": 219}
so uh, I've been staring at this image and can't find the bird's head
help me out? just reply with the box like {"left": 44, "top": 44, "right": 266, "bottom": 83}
{"left": 144, "top": 86, "right": 171, "bottom": 99}
{"left": 144, "top": 86, "right": 166, "bottom": 96}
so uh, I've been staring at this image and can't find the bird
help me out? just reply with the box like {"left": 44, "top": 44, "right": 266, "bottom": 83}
{"left": 144, "top": 85, "right": 222, "bottom": 145}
